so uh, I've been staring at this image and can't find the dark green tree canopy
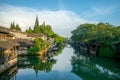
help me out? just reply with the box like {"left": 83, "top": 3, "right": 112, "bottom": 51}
{"left": 71, "top": 22, "right": 120, "bottom": 57}
{"left": 34, "top": 15, "right": 39, "bottom": 33}
{"left": 71, "top": 22, "right": 120, "bottom": 44}
{"left": 10, "top": 22, "right": 21, "bottom": 31}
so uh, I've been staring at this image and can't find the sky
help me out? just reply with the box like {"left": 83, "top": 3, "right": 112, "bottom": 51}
{"left": 0, "top": 0, "right": 120, "bottom": 37}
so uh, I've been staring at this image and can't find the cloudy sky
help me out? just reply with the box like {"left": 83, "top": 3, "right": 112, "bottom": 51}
{"left": 0, "top": 0, "right": 120, "bottom": 37}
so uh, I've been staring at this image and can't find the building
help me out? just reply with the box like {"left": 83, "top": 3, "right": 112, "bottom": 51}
{"left": 0, "top": 26, "right": 33, "bottom": 73}
{"left": 0, "top": 40, "right": 19, "bottom": 73}
{"left": 8, "top": 39, "right": 34, "bottom": 54}
{"left": 0, "top": 26, "right": 15, "bottom": 40}
{"left": 27, "top": 33, "right": 47, "bottom": 40}
{"left": 10, "top": 30, "right": 27, "bottom": 39}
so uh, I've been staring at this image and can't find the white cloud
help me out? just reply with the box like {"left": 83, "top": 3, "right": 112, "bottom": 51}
{"left": 0, "top": 5, "right": 95, "bottom": 37}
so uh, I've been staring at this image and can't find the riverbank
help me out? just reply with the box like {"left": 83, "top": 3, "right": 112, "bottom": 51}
{"left": 71, "top": 42, "right": 120, "bottom": 59}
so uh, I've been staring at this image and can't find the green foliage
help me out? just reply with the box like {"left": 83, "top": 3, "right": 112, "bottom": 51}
{"left": 53, "top": 34, "right": 65, "bottom": 44}
{"left": 16, "top": 24, "right": 21, "bottom": 31}
{"left": 34, "top": 16, "right": 40, "bottom": 33}
{"left": 34, "top": 38, "right": 50, "bottom": 49}
{"left": 27, "top": 57, "right": 56, "bottom": 74}
{"left": 71, "top": 23, "right": 120, "bottom": 43}
{"left": 26, "top": 27, "right": 33, "bottom": 33}
{"left": 99, "top": 46, "right": 116, "bottom": 57}
{"left": 71, "top": 22, "right": 120, "bottom": 57}
{"left": 10, "top": 22, "right": 21, "bottom": 31}
{"left": 10, "top": 22, "right": 15, "bottom": 30}
{"left": 28, "top": 38, "right": 50, "bottom": 55}
{"left": 28, "top": 45, "right": 40, "bottom": 55}
{"left": 26, "top": 16, "right": 65, "bottom": 45}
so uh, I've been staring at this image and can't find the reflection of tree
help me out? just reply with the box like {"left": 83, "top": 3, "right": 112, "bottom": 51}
{"left": 27, "top": 56, "right": 56, "bottom": 77}
{"left": 18, "top": 46, "right": 65, "bottom": 77}
{"left": 29, "top": 45, "right": 65, "bottom": 76}
{"left": 54, "top": 45, "right": 65, "bottom": 56}
{"left": 71, "top": 48, "right": 120, "bottom": 80}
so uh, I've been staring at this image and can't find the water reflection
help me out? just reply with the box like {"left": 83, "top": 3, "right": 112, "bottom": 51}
{"left": 16, "top": 46, "right": 82, "bottom": 80}
{"left": 71, "top": 46, "right": 120, "bottom": 80}
{"left": 0, "top": 45, "right": 120, "bottom": 80}
{"left": 18, "top": 56, "right": 56, "bottom": 77}
{"left": 0, "top": 65, "right": 18, "bottom": 80}
{"left": 52, "top": 47, "right": 74, "bottom": 71}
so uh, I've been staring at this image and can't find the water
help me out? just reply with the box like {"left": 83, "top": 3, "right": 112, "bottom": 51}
{"left": 0, "top": 46, "right": 120, "bottom": 80}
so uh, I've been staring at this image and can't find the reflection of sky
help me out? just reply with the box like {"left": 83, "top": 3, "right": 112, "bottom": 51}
{"left": 52, "top": 47, "right": 74, "bottom": 71}
{"left": 16, "top": 47, "right": 82, "bottom": 80}
{"left": 17, "top": 69, "right": 82, "bottom": 80}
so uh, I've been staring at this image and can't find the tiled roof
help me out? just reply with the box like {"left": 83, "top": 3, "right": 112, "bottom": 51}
{"left": 0, "top": 40, "right": 19, "bottom": 50}
{"left": 0, "top": 26, "right": 10, "bottom": 34}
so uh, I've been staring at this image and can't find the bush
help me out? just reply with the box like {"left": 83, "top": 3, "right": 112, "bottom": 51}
{"left": 28, "top": 45, "right": 40, "bottom": 55}
{"left": 28, "top": 38, "right": 50, "bottom": 55}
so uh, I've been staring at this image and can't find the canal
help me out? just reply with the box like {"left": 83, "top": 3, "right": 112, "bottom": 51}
{"left": 0, "top": 46, "right": 120, "bottom": 80}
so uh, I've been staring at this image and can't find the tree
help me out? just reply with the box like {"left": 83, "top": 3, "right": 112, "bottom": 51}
{"left": 25, "top": 16, "right": 65, "bottom": 46}
{"left": 34, "top": 15, "right": 40, "bottom": 33}
{"left": 10, "top": 22, "right": 21, "bottom": 31}
{"left": 10, "top": 22, "right": 15, "bottom": 30}
{"left": 16, "top": 23, "right": 21, "bottom": 31}
{"left": 71, "top": 22, "right": 120, "bottom": 57}
{"left": 26, "top": 27, "right": 33, "bottom": 33}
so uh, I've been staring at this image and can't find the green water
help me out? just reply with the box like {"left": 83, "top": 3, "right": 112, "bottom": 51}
{"left": 0, "top": 46, "right": 120, "bottom": 80}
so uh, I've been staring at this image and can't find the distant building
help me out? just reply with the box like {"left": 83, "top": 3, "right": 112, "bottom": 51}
{"left": 10, "top": 31, "right": 27, "bottom": 39}
{"left": 0, "top": 26, "right": 15, "bottom": 40}
{"left": 27, "top": 33, "right": 47, "bottom": 40}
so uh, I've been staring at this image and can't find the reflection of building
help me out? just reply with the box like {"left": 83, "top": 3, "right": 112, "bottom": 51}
{"left": 0, "top": 65, "right": 18, "bottom": 80}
